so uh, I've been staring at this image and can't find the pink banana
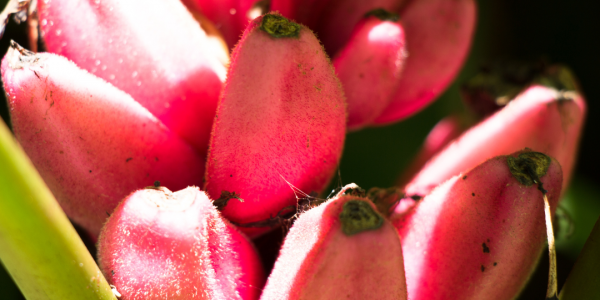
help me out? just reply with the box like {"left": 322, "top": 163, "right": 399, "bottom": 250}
{"left": 333, "top": 10, "right": 407, "bottom": 130}
{"left": 405, "top": 85, "right": 586, "bottom": 196}
{"left": 374, "top": 0, "right": 477, "bottom": 124}
{"left": 98, "top": 187, "right": 265, "bottom": 300}
{"left": 261, "top": 188, "right": 407, "bottom": 300}
{"left": 37, "top": 0, "right": 226, "bottom": 155}
{"left": 1, "top": 44, "right": 204, "bottom": 236}
{"left": 204, "top": 13, "right": 346, "bottom": 237}
{"left": 181, "top": 0, "right": 264, "bottom": 49}
{"left": 392, "top": 151, "right": 563, "bottom": 300}
{"left": 317, "top": 1, "right": 407, "bottom": 56}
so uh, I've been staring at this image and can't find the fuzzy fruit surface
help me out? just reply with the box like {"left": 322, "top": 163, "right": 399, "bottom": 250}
{"left": 98, "top": 187, "right": 265, "bottom": 300}
{"left": 262, "top": 195, "right": 407, "bottom": 300}
{"left": 1, "top": 47, "right": 205, "bottom": 236}
{"left": 392, "top": 151, "right": 562, "bottom": 300}
{"left": 204, "top": 13, "right": 346, "bottom": 237}
{"left": 38, "top": 0, "right": 226, "bottom": 155}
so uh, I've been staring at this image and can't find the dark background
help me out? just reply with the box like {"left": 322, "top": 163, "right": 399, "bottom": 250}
{"left": 1, "top": 0, "right": 599, "bottom": 298}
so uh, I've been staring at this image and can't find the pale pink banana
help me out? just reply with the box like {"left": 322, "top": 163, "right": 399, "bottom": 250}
{"left": 317, "top": 1, "right": 407, "bottom": 56}
{"left": 98, "top": 187, "right": 265, "bottom": 300}
{"left": 37, "top": 0, "right": 227, "bottom": 156}
{"left": 374, "top": 0, "right": 476, "bottom": 124}
{"left": 261, "top": 192, "right": 407, "bottom": 300}
{"left": 1, "top": 44, "right": 204, "bottom": 236}
{"left": 204, "top": 13, "right": 346, "bottom": 238}
{"left": 392, "top": 151, "right": 563, "bottom": 300}
{"left": 333, "top": 11, "right": 407, "bottom": 130}
{"left": 405, "top": 85, "right": 585, "bottom": 196}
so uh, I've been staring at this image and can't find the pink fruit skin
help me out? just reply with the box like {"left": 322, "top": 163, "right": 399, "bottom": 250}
{"left": 392, "top": 153, "right": 562, "bottom": 300}
{"left": 181, "top": 0, "right": 259, "bottom": 49}
{"left": 405, "top": 86, "right": 586, "bottom": 196}
{"left": 261, "top": 196, "right": 407, "bottom": 300}
{"left": 317, "top": 0, "right": 407, "bottom": 56}
{"left": 396, "top": 116, "right": 463, "bottom": 187}
{"left": 270, "top": 0, "right": 336, "bottom": 30}
{"left": 98, "top": 187, "right": 264, "bottom": 300}
{"left": 1, "top": 48, "right": 205, "bottom": 236}
{"left": 374, "top": 0, "right": 477, "bottom": 124}
{"left": 333, "top": 16, "right": 407, "bottom": 130}
{"left": 204, "top": 14, "right": 346, "bottom": 237}
{"left": 37, "top": 0, "right": 226, "bottom": 156}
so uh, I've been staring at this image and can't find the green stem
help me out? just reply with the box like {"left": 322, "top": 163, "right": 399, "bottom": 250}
{"left": 559, "top": 214, "right": 600, "bottom": 299}
{"left": 0, "top": 120, "right": 115, "bottom": 299}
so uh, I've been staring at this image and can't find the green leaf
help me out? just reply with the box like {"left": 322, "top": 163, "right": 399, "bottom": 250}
{"left": 559, "top": 214, "right": 600, "bottom": 299}
{"left": 0, "top": 120, "right": 116, "bottom": 299}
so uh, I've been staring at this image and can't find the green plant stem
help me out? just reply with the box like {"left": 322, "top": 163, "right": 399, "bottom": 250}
{"left": 559, "top": 214, "right": 600, "bottom": 299}
{"left": 0, "top": 120, "right": 115, "bottom": 299}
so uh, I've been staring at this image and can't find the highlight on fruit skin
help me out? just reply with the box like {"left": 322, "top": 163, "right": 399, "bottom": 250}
{"left": 37, "top": 0, "right": 227, "bottom": 156}
{"left": 405, "top": 85, "right": 585, "bottom": 197}
{"left": 204, "top": 13, "right": 346, "bottom": 237}
{"left": 391, "top": 150, "right": 563, "bottom": 300}
{"left": 0, "top": 43, "right": 205, "bottom": 237}
{"left": 261, "top": 186, "right": 407, "bottom": 300}
{"left": 98, "top": 186, "right": 265, "bottom": 300}
{"left": 333, "top": 9, "right": 407, "bottom": 130}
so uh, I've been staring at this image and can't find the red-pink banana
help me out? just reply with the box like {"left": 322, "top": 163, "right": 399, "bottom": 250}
{"left": 204, "top": 13, "right": 346, "bottom": 238}
{"left": 333, "top": 10, "right": 407, "bottom": 130}
{"left": 392, "top": 151, "right": 562, "bottom": 300}
{"left": 98, "top": 187, "right": 265, "bottom": 300}
{"left": 405, "top": 85, "right": 585, "bottom": 196}
{"left": 374, "top": 0, "right": 476, "bottom": 124}
{"left": 262, "top": 187, "right": 407, "bottom": 300}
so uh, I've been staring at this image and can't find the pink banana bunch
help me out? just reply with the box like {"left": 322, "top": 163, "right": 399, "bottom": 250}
{"left": 0, "top": 0, "right": 588, "bottom": 299}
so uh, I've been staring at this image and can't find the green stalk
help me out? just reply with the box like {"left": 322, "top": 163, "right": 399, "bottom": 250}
{"left": 0, "top": 120, "right": 115, "bottom": 299}
{"left": 559, "top": 215, "right": 600, "bottom": 299}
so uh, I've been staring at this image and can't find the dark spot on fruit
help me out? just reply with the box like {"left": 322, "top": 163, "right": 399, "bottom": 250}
{"left": 111, "top": 270, "right": 115, "bottom": 276}
{"left": 472, "top": 192, "right": 475, "bottom": 196}
{"left": 493, "top": 262, "right": 497, "bottom": 266}
{"left": 155, "top": 157, "right": 159, "bottom": 161}
{"left": 125, "top": 157, "right": 133, "bottom": 162}
{"left": 106, "top": 211, "right": 110, "bottom": 217}
{"left": 230, "top": 174, "right": 233, "bottom": 177}
{"left": 487, "top": 238, "right": 490, "bottom": 242}
{"left": 482, "top": 243, "right": 490, "bottom": 253}
{"left": 411, "top": 195, "right": 423, "bottom": 201}
{"left": 481, "top": 265, "right": 485, "bottom": 272}
{"left": 89, "top": 170, "right": 92, "bottom": 173}
{"left": 463, "top": 175, "right": 467, "bottom": 180}
{"left": 154, "top": 181, "right": 160, "bottom": 187}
